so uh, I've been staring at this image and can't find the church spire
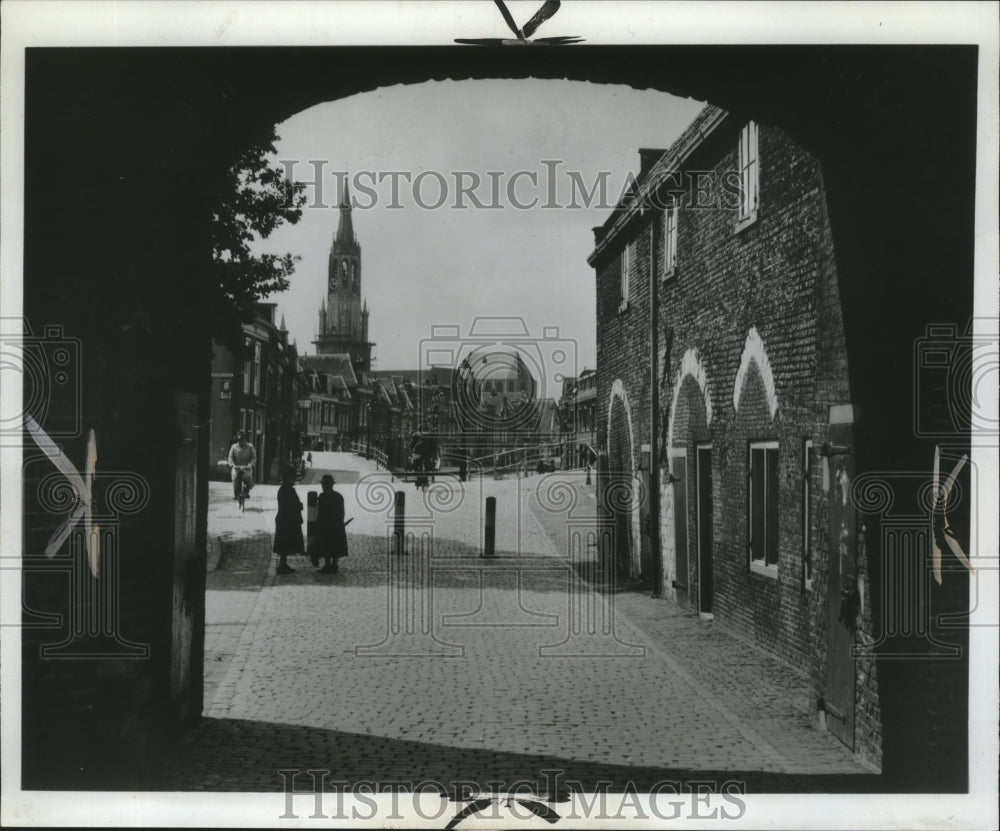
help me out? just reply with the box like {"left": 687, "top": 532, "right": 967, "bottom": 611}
{"left": 316, "top": 175, "right": 370, "bottom": 372}
{"left": 334, "top": 179, "right": 357, "bottom": 251}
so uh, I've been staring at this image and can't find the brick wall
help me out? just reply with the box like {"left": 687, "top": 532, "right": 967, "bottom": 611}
{"left": 594, "top": 113, "right": 880, "bottom": 764}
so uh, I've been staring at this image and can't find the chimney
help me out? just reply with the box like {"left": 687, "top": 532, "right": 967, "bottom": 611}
{"left": 638, "top": 148, "right": 666, "bottom": 180}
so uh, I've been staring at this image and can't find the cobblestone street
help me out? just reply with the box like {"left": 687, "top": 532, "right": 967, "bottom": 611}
{"left": 160, "top": 453, "right": 878, "bottom": 793}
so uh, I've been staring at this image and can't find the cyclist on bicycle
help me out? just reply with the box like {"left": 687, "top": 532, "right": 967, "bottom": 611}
{"left": 227, "top": 432, "right": 256, "bottom": 500}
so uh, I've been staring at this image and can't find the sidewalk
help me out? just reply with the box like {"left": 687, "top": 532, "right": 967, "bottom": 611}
{"left": 522, "top": 473, "right": 869, "bottom": 777}
{"left": 160, "top": 469, "right": 878, "bottom": 793}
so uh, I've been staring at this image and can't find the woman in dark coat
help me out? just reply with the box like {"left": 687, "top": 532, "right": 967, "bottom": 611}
{"left": 316, "top": 474, "right": 348, "bottom": 574}
{"left": 273, "top": 466, "right": 304, "bottom": 575}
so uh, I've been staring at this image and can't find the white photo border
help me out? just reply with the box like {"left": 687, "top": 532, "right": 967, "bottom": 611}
{"left": 1, "top": 2, "right": 997, "bottom": 828}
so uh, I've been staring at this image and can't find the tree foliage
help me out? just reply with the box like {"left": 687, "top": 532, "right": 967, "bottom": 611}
{"left": 211, "top": 128, "right": 306, "bottom": 343}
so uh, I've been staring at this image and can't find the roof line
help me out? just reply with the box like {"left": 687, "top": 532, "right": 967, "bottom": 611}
{"left": 587, "top": 105, "right": 729, "bottom": 266}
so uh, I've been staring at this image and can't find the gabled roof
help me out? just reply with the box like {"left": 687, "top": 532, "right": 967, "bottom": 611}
{"left": 301, "top": 353, "right": 359, "bottom": 387}
{"left": 330, "top": 376, "right": 351, "bottom": 397}
{"left": 537, "top": 398, "right": 563, "bottom": 433}
{"left": 379, "top": 367, "right": 458, "bottom": 390}
{"left": 397, "top": 385, "right": 413, "bottom": 410}
{"left": 480, "top": 390, "right": 529, "bottom": 417}
{"left": 376, "top": 379, "right": 394, "bottom": 405}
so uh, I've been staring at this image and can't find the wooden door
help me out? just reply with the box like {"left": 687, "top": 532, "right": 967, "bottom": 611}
{"left": 672, "top": 451, "right": 689, "bottom": 608}
{"left": 639, "top": 465, "right": 652, "bottom": 584}
{"left": 824, "top": 420, "right": 856, "bottom": 749}
{"left": 696, "top": 445, "right": 714, "bottom": 616}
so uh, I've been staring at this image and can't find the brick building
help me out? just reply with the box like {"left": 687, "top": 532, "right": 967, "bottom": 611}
{"left": 590, "top": 105, "right": 880, "bottom": 765}
{"left": 300, "top": 353, "right": 358, "bottom": 450}
{"left": 559, "top": 368, "right": 598, "bottom": 470}
{"left": 209, "top": 303, "right": 302, "bottom": 483}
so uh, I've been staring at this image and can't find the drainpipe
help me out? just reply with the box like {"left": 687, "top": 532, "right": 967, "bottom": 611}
{"left": 649, "top": 224, "right": 663, "bottom": 598}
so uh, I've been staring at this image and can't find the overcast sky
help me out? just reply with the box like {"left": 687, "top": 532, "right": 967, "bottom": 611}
{"left": 253, "top": 78, "right": 706, "bottom": 376}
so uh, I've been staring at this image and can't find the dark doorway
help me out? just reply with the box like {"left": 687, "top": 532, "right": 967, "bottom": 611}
{"left": 671, "top": 450, "right": 689, "bottom": 608}
{"left": 696, "top": 444, "right": 714, "bottom": 616}
{"left": 824, "top": 419, "right": 857, "bottom": 750}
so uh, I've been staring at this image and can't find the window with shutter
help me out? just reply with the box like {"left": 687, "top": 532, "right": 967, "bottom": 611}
{"left": 737, "top": 121, "right": 759, "bottom": 225}
{"left": 663, "top": 203, "right": 678, "bottom": 277}
{"left": 748, "top": 440, "right": 779, "bottom": 576}
{"left": 749, "top": 447, "right": 765, "bottom": 560}
{"left": 619, "top": 242, "right": 631, "bottom": 309}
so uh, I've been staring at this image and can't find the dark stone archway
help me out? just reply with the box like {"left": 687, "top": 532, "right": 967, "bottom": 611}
{"left": 23, "top": 45, "right": 976, "bottom": 790}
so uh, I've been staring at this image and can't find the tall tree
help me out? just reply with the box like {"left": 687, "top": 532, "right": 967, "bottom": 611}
{"left": 211, "top": 128, "right": 306, "bottom": 344}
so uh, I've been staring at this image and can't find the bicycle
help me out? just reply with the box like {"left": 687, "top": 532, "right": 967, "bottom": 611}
{"left": 233, "top": 464, "right": 252, "bottom": 512}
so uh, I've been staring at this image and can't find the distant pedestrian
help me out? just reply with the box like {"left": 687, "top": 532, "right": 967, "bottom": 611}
{"left": 316, "top": 474, "right": 349, "bottom": 574}
{"left": 273, "top": 466, "right": 304, "bottom": 575}
{"left": 306, "top": 451, "right": 313, "bottom": 468}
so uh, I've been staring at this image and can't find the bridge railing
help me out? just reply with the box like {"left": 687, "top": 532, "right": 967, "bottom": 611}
{"left": 466, "top": 441, "right": 566, "bottom": 474}
{"left": 350, "top": 440, "right": 389, "bottom": 470}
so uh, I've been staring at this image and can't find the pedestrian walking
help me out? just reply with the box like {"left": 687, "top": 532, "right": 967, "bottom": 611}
{"left": 273, "top": 466, "right": 304, "bottom": 575}
{"left": 306, "top": 451, "right": 313, "bottom": 468}
{"left": 316, "top": 474, "right": 349, "bottom": 574}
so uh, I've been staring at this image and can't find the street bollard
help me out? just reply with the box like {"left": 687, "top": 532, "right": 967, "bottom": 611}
{"left": 393, "top": 490, "right": 405, "bottom": 556}
{"left": 306, "top": 491, "right": 319, "bottom": 566}
{"left": 484, "top": 496, "right": 496, "bottom": 558}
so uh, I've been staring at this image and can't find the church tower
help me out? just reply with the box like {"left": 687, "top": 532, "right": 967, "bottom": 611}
{"left": 313, "top": 181, "right": 374, "bottom": 372}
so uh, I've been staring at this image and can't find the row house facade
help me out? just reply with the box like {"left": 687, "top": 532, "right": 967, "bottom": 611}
{"left": 559, "top": 368, "right": 598, "bottom": 469}
{"left": 300, "top": 353, "right": 359, "bottom": 451}
{"left": 384, "top": 369, "right": 461, "bottom": 462}
{"left": 382, "top": 364, "right": 563, "bottom": 469}
{"left": 590, "top": 105, "right": 880, "bottom": 767}
{"left": 210, "top": 303, "right": 303, "bottom": 483}
{"left": 299, "top": 355, "right": 417, "bottom": 468}
{"left": 364, "top": 373, "right": 411, "bottom": 467}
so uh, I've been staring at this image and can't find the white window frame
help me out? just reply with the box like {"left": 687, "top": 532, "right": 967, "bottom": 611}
{"left": 748, "top": 439, "right": 779, "bottom": 578}
{"left": 662, "top": 202, "right": 678, "bottom": 279}
{"left": 803, "top": 439, "right": 814, "bottom": 591}
{"left": 619, "top": 241, "right": 632, "bottom": 312}
{"left": 736, "top": 120, "right": 759, "bottom": 229}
